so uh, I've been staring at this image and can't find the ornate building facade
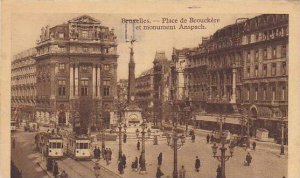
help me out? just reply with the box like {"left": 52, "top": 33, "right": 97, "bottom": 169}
{"left": 11, "top": 48, "right": 37, "bottom": 123}
{"left": 135, "top": 68, "right": 154, "bottom": 121}
{"left": 171, "top": 14, "right": 288, "bottom": 140}
{"left": 12, "top": 15, "right": 119, "bottom": 132}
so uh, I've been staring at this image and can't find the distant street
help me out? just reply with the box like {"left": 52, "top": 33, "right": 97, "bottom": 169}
{"left": 11, "top": 129, "right": 49, "bottom": 178}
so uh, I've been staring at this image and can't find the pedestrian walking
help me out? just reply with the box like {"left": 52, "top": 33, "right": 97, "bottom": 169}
{"left": 206, "top": 134, "right": 210, "bottom": 144}
{"left": 102, "top": 147, "right": 106, "bottom": 160}
{"left": 137, "top": 140, "right": 140, "bottom": 150}
{"left": 156, "top": 166, "right": 164, "bottom": 178}
{"left": 108, "top": 148, "right": 112, "bottom": 161}
{"left": 118, "top": 160, "right": 124, "bottom": 174}
{"left": 139, "top": 154, "right": 142, "bottom": 168}
{"left": 123, "top": 133, "right": 127, "bottom": 143}
{"left": 157, "top": 152, "right": 163, "bottom": 166}
{"left": 191, "top": 134, "right": 196, "bottom": 143}
{"left": 106, "top": 149, "right": 110, "bottom": 165}
{"left": 122, "top": 154, "right": 127, "bottom": 168}
{"left": 94, "top": 146, "right": 97, "bottom": 159}
{"left": 195, "top": 156, "right": 201, "bottom": 172}
{"left": 210, "top": 134, "right": 215, "bottom": 144}
{"left": 94, "top": 163, "right": 101, "bottom": 178}
{"left": 216, "top": 165, "right": 221, "bottom": 178}
{"left": 97, "top": 147, "right": 101, "bottom": 159}
{"left": 53, "top": 161, "right": 59, "bottom": 178}
{"left": 179, "top": 165, "right": 186, "bottom": 178}
{"left": 245, "top": 152, "right": 252, "bottom": 166}
{"left": 252, "top": 141, "right": 256, "bottom": 151}
{"left": 131, "top": 156, "right": 138, "bottom": 171}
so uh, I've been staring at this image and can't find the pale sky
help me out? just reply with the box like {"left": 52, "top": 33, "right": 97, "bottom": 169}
{"left": 11, "top": 13, "right": 258, "bottom": 79}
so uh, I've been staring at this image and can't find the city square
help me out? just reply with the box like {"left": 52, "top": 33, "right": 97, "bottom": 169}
{"left": 10, "top": 13, "right": 289, "bottom": 178}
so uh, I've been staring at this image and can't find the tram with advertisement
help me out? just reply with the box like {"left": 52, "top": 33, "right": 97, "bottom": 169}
{"left": 66, "top": 133, "right": 91, "bottom": 160}
{"left": 35, "top": 132, "right": 64, "bottom": 159}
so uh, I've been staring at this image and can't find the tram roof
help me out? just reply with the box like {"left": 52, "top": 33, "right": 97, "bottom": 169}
{"left": 68, "top": 133, "right": 90, "bottom": 140}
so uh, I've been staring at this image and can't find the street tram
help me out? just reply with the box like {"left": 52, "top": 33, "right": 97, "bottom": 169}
{"left": 66, "top": 133, "right": 91, "bottom": 160}
{"left": 11, "top": 120, "right": 17, "bottom": 132}
{"left": 35, "top": 132, "right": 64, "bottom": 159}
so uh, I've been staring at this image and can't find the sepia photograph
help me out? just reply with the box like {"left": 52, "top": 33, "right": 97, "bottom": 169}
{"left": 1, "top": 1, "right": 300, "bottom": 178}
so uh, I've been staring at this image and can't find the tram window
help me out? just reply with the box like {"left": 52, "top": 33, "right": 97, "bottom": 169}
{"left": 57, "top": 142, "right": 62, "bottom": 148}
{"left": 84, "top": 143, "right": 88, "bottom": 149}
{"left": 76, "top": 143, "right": 80, "bottom": 149}
{"left": 49, "top": 142, "right": 52, "bottom": 148}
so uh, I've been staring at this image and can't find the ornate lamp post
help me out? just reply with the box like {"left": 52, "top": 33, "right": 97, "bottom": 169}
{"left": 211, "top": 115, "right": 235, "bottom": 178}
{"left": 138, "top": 119, "right": 147, "bottom": 173}
{"left": 167, "top": 120, "right": 185, "bottom": 178}
{"left": 280, "top": 116, "right": 286, "bottom": 155}
{"left": 100, "top": 118, "right": 105, "bottom": 150}
{"left": 118, "top": 120, "right": 123, "bottom": 161}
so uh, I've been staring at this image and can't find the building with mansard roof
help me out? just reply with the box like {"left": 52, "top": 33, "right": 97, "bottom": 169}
{"left": 11, "top": 15, "right": 119, "bottom": 133}
{"left": 171, "top": 14, "right": 288, "bottom": 141}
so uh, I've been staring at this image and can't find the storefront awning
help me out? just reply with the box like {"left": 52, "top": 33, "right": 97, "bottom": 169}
{"left": 195, "top": 115, "right": 241, "bottom": 125}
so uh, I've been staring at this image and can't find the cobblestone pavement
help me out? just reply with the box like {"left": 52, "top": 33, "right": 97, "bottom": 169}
{"left": 92, "top": 135, "right": 287, "bottom": 178}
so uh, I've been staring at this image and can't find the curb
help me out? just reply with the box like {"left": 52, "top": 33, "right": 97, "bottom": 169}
{"left": 36, "top": 161, "right": 54, "bottom": 178}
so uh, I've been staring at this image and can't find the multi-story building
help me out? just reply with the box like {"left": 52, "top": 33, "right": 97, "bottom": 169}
{"left": 135, "top": 68, "right": 154, "bottom": 121}
{"left": 11, "top": 48, "right": 37, "bottom": 123}
{"left": 241, "top": 14, "right": 288, "bottom": 138}
{"left": 172, "top": 14, "right": 288, "bottom": 140}
{"left": 12, "top": 15, "right": 119, "bottom": 132}
{"left": 153, "top": 51, "right": 171, "bottom": 125}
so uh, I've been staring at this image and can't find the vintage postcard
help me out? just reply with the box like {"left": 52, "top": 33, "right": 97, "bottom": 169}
{"left": 1, "top": 1, "right": 300, "bottom": 178}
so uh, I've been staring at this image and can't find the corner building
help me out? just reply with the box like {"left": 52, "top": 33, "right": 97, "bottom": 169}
{"left": 34, "top": 15, "right": 118, "bottom": 130}
{"left": 173, "top": 14, "right": 288, "bottom": 141}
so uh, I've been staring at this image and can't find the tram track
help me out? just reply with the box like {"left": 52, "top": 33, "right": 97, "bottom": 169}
{"left": 76, "top": 160, "right": 122, "bottom": 178}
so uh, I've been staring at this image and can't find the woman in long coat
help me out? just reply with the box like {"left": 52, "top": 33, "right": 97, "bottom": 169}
{"left": 158, "top": 152, "right": 163, "bottom": 165}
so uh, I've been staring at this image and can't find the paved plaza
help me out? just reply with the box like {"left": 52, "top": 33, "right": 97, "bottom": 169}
{"left": 91, "top": 132, "right": 287, "bottom": 178}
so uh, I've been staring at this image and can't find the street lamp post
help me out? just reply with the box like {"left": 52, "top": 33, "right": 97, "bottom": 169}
{"left": 140, "top": 120, "right": 147, "bottom": 173}
{"left": 101, "top": 119, "right": 105, "bottom": 150}
{"left": 167, "top": 122, "right": 185, "bottom": 178}
{"left": 280, "top": 117, "right": 286, "bottom": 155}
{"left": 211, "top": 115, "right": 235, "bottom": 178}
{"left": 118, "top": 121, "right": 123, "bottom": 161}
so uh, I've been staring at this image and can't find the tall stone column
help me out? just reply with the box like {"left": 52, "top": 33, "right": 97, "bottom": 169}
{"left": 74, "top": 63, "right": 79, "bottom": 97}
{"left": 92, "top": 64, "right": 96, "bottom": 98}
{"left": 70, "top": 64, "right": 74, "bottom": 99}
{"left": 231, "top": 64, "right": 237, "bottom": 103}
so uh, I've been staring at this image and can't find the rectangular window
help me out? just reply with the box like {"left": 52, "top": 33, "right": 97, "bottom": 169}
{"left": 255, "top": 87, "right": 258, "bottom": 100}
{"left": 282, "top": 86, "right": 286, "bottom": 100}
{"left": 83, "top": 47, "right": 88, "bottom": 52}
{"left": 58, "top": 80, "right": 66, "bottom": 96}
{"left": 58, "top": 33, "right": 64, "bottom": 39}
{"left": 282, "top": 45, "right": 286, "bottom": 57}
{"left": 263, "top": 87, "right": 266, "bottom": 100}
{"left": 282, "top": 62, "right": 286, "bottom": 75}
{"left": 247, "top": 88, "right": 250, "bottom": 100}
{"left": 272, "top": 87, "right": 276, "bottom": 101}
{"left": 272, "top": 47, "right": 276, "bottom": 58}
{"left": 263, "top": 48, "right": 267, "bottom": 59}
{"left": 80, "top": 80, "right": 88, "bottom": 96}
{"left": 103, "top": 86, "right": 110, "bottom": 96}
{"left": 247, "top": 67, "right": 250, "bottom": 78}
{"left": 82, "top": 31, "right": 88, "bottom": 38}
{"left": 271, "top": 63, "right": 276, "bottom": 76}
{"left": 255, "top": 50, "right": 259, "bottom": 61}
{"left": 59, "top": 63, "right": 65, "bottom": 70}
{"left": 104, "top": 65, "right": 110, "bottom": 71}
{"left": 255, "top": 65, "right": 258, "bottom": 77}
{"left": 263, "top": 65, "right": 267, "bottom": 76}
{"left": 247, "top": 51, "right": 251, "bottom": 63}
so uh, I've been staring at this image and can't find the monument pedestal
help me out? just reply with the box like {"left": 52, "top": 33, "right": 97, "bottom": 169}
{"left": 124, "top": 104, "right": 143, "bottom": 127}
